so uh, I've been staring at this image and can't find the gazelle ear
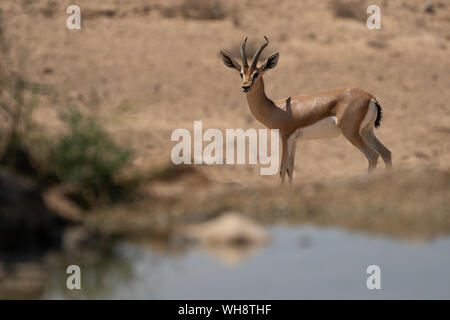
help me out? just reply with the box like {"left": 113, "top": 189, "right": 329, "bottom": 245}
{"left": 260, "top": 52, "right": 279, "bottom": 71}
{"left": 220, "top": 51, "right": 242, "bottom": 71}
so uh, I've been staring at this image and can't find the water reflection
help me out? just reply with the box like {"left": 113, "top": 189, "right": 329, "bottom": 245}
{"left": 42, "top": 246, "right": 135, "bottom": 299}
{"left": 39, "top": 226, "right": 450, "bottom": 299}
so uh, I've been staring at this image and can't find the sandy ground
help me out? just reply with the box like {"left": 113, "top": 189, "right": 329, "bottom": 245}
{"left": 1, "top": 0, "right": 449, "bottom": 187}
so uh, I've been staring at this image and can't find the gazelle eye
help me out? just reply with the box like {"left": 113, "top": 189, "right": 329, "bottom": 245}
{"left": 240, "top": 73, "right": 243, "bottom": 79}
{"left": 253, "top": 72, "right": 259, "bottom": 79}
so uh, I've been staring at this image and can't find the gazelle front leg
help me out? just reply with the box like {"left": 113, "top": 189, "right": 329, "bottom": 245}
{"left": 280, "top": 135, "right": 289, "bottom": 184}
{"left": 287, "top": 137, "right": 297, "bottom": 184}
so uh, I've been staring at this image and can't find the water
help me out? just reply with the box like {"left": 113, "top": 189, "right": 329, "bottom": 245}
{"left": 44, "top": 226, "right": 450, "bottom": 299}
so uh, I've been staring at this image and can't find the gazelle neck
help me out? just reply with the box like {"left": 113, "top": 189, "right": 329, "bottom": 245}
{"left": 245, "top": 76, "right": 278, "bottom": 128}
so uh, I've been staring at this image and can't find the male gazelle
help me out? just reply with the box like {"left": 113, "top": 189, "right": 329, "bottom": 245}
{"left": 220, "top": 36, "right": 392, "bottom": 184}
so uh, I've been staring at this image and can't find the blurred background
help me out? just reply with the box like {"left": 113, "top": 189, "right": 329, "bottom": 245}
{"left": 0, "top": 0, "right": 449, "bottom": 299}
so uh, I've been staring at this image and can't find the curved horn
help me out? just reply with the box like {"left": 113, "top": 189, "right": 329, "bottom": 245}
{"left": 240, "top": 37, "right": 249, "bottom": 68}
{"left": 250, "top": 36, "right": 269, "bottom": 69}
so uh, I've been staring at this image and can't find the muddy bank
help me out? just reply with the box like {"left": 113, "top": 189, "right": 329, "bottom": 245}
{"left": 1, "top": 166, "right": 449, "bottom": 299}
{"left": 87, "top": 167, "right": 450, "bottom": 241}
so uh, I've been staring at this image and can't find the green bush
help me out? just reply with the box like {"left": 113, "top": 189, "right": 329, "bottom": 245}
{"left": 0, "top": 8, "right": 134, "bottom": 208}
{"left": 50, "top": 110, "right": 132, "bottom": 203}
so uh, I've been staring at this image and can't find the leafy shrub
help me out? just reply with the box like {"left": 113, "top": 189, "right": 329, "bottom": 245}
{"left": 50, "top": 110, "right": 132, "bottom": 203}
{"left": 0, "top": 7, "right": 134, "bottom": 209}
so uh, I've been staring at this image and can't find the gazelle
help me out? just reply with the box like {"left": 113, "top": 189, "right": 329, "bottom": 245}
{"left": 220, "top": 36, "right": 392, "bottom": 184}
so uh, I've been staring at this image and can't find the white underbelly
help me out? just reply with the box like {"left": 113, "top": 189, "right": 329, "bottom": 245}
{"left": 290, "top": 116, "right": 341, "bottom": 141}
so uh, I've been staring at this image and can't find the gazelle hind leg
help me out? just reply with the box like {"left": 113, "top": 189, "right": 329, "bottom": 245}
{"left": 339, "top": 106, "right": 378, "bottom": 173}
{"left": 342, "top": 130, "right": 379, "bottom": 173}
{"left": 287, "top": 138, "right": 297, "bottom": 184}
{"left": 361, "top": 128, "right": 392, "bottom": 168}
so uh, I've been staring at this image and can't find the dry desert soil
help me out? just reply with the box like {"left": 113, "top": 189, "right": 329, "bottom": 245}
{"left": 1, "top": 0, "right": 450, "bottom": 239}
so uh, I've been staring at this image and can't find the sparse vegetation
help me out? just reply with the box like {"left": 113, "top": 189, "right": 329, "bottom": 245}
{"left": 0, "top": 65, "right": 133, "bottom": 205}
{"left": 331, "top": 0, "right": 367, "bottom": 22}
{"left": 49, "top": 110, "right": 132, "bottom": 204}
{"left": 162, "top": 0, "right": 228, "bottom": 20}
{"left": 0, "top": 13, "right": 48, "bottom": 177}
{"left": 0, "top": 14, "right": 134, "bottom": 208}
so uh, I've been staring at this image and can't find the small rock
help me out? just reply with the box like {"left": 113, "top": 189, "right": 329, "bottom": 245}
{"left": 42, "top": 67, "right": 53, "bottom": 74}
{"left": 424, "top": 1, "right": 435, "bottom": 14}
{"left": 414, "top": 151, "right": 429, "bottom": 159}
{"left": 183, "top": 212, "right": 269, "bottom": 246}
{"left": 42, "top": 184, "right": 83, "bottom": 223}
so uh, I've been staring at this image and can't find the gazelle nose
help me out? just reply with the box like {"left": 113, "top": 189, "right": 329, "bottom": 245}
{"left": 242, "top": 85, "right": 250, "bottom": 92}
